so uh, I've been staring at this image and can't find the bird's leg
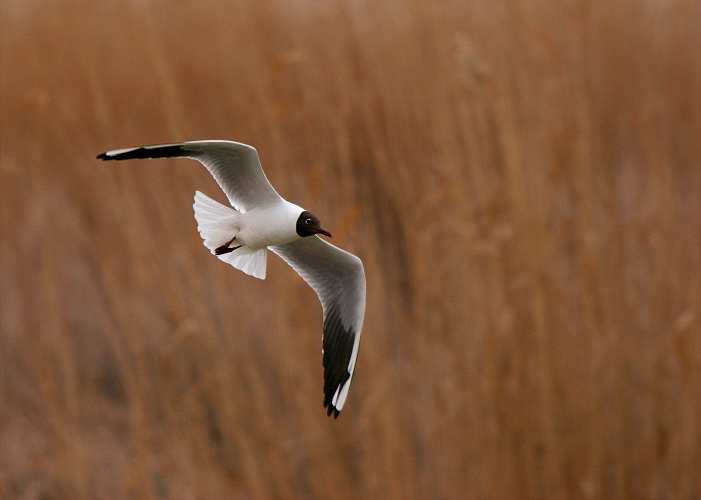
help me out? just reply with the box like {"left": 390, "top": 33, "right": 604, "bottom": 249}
{"left": 215, "top": 245, "right": 241, "bottom": 255}
{"left": 214, "top": 236, "right": 241, "bottom": 256}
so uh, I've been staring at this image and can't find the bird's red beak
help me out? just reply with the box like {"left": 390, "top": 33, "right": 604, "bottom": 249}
{"left": 315, "top": 228, "right": 332, "bottom": 238}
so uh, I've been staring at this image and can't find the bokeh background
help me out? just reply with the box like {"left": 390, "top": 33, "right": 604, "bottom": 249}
{"left": 2, "top": 0, "right": 701, "bottom": 498}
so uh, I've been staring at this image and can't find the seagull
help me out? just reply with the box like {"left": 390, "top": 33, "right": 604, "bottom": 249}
{"left": 97, "top": 140, "right": 366, "bottom": 418}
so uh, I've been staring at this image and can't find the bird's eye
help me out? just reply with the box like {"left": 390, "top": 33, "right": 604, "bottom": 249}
{"left": 305, "top": 218, "right": 313, "bottom": 224}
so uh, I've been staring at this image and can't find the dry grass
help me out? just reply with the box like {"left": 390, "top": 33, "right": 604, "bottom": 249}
{"left": 1, "top": 0, "right": 701, "bottom": 498}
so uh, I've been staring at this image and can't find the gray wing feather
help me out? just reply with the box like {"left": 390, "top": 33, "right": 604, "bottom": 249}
{"left": 271, "top": 236, "right": 366, "bottom": 417}
{"left": 98, "top": 140, "right": 282, "bottom": 212}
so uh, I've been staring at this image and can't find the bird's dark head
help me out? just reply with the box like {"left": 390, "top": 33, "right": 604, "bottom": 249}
{"left": 296, "top": 211, "right": 332, "bottom": 238}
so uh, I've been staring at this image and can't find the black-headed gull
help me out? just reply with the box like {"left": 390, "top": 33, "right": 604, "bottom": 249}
{"left": 97, "top": 140, "right": 366, "bottom": 418}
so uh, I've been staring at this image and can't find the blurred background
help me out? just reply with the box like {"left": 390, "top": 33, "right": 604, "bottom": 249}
{"left": 1, "top": 0, "right": 701, "bottom": 498}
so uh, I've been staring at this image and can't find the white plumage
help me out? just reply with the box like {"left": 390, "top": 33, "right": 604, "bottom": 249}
{"left": 193, "top": 191, "right": 268, "bottom": 279}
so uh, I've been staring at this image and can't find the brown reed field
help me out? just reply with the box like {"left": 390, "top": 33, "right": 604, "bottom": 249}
{"left": 1, "top": 0, "right": 701, "bottom": 498}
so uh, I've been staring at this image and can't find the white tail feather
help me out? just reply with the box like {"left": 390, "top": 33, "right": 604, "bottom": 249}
{"left": 218, "top": 246, "right": 267, "bottom": 279}
{"left": 192, "top": 191, "right": 267, "bottom": 280}
{"left": 193, "top": 191, "right": 238, "bottom": 251}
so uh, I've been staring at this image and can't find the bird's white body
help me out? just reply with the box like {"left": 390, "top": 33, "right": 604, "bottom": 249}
{"left": 193, "top": 192, "right": 305, "bottom": 280}
{"left": 236, "top": 201, "right": 305, "bottom": 249}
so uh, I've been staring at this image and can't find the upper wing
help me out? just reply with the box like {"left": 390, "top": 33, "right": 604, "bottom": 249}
{"left": 97, "top": 140, "right": 282, "bottom": 212}
{"left": 271, "top": 236, "right": 366, "bottom": 418}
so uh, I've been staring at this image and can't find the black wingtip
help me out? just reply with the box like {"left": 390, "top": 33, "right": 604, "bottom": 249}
{"left": 324, "top": 402, "right": 341, "bottom": 419}
{"left": 95, "top": 144, "right": 187, "bottom": 162}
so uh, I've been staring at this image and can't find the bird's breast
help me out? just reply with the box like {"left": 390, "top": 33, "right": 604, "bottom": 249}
{"left": 236, "top": 202, "right": 302, "bottom": 249}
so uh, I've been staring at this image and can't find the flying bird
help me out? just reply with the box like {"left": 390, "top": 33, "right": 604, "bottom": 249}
{"left": 97, "top": 140, "right": 366, "bottom": 418}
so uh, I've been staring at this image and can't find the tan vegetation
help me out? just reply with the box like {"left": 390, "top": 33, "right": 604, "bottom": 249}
{"left": 1, "top": 0, "right": 701, "bottom": 498}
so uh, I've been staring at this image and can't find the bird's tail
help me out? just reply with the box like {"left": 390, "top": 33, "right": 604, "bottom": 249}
{"left": 193, "top": 191, "right": 239, "bottom": 251}
{"left": 193, "top": 191, "right": 267, "bottom": 280}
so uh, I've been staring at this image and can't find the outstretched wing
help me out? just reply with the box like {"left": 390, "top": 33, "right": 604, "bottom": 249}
{"left": 97, "top": 140, "right": 282, "bottom": 212}
{"left": 271, "top": 236, "right": 366, "bottom": 418}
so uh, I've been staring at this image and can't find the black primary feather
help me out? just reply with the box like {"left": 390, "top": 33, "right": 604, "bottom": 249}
{"left": 97, "top": 144, "right": 188, "bottom": 161}
{"left": 322, "top": 304, "right": 355, "bottom": 418}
